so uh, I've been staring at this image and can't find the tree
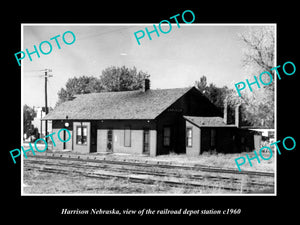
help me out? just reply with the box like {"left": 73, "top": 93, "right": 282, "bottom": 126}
{"left": 100, "top": 66, "right": 150, "bottom": 91}
{"left": 237, "top": 26, "right": 275, "bottom": 128}
{"left": 195, "top": 76, "right": 207, "bottom": 93}
{"left": 240, "top": 26, "right": 274, "bottom": 73}
{"left": 56, "top": 76, "right": 103, "bottom": 106}
{"left": 195, "top": 76, "right": 251, "bottom": 126}
{"left": 23, "top": 104, "right": 36, "bottom": 137}
{"left": 56, "top": 66, "right": 151, "bottom": 106}
{"left": 195, "top": 76, "right": 228, "bottom": 110}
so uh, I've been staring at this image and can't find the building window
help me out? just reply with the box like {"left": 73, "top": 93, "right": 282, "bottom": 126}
{"left": 143, "top": 129, "right": 150, "bottom": 154}
{"left": 163, "top": 127, "right": 171, "bottom": 146}
{"left": 186, "top": 127, "right": 193, "bottom": 147}
{"left": 124, "top": 127, "right": 131, "bottom": 147}
{"left": 76, "top": 125, "right": 87, "bottom": 145}
{"left": 211, "top": 128, "right": 216, "bottom": 147}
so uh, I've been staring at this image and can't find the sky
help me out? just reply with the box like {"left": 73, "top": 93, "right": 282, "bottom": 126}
{"left": 22, "top": 24, "right": 270, "bottom": 108}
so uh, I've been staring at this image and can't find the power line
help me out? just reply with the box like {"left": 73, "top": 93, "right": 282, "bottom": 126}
{"left": 24, "top": 69, "right": 46, "bottom": 78}
{"left": 23, "top": 75, "right": 44, "bottom": 78}
{"left": 24, "top": 69, "right": 46, "bottom": 72}
{"left": 78, "top": 27, "right": 131, "bottom": 42}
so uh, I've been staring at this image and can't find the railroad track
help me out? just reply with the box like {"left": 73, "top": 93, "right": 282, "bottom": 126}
{"left": 25, "top": 158, "right": 274, "bottom": 187}
{"left": 23, "top": 155, "right": 274, "bottom": 193}
{"left": 26, "top": 154, "right": 274, "bottom": 177}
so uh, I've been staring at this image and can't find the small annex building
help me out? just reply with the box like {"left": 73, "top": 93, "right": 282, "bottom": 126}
{"left": 43, "top": 79, "right": 257, "bottom": 156}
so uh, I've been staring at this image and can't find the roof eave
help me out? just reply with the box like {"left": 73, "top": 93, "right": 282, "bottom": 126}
{"left": 184, "top": 116, "right": 237, "bottom": 128}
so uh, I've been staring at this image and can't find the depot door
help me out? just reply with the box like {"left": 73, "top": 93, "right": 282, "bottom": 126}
{"left": 90, "top": 122, "right": 97, "bottom": 153}
{"left": 107, "top": 129, "right": 113, "bottom": 152}
{"left": 143, "top": 129, "right": 150, "bottom": 155}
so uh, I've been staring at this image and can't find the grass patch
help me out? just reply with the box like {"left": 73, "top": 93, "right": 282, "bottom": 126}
{"left": 155, "top": 151, "right": 275, "bottom": 172}
{"left": 23, "top": 169, "right": 240, "bottom": 194}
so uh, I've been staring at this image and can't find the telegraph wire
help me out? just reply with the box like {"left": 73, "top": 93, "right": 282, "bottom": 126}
{"left": 78, "top": 27, "right": 132, "bottom": 42}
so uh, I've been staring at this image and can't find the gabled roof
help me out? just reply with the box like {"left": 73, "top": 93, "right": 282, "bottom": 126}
{"left": 44, "top": 87, "right": 193, "bottom": 120}
{"left": 184, "top": 116, "right": 237, "bottom": 127}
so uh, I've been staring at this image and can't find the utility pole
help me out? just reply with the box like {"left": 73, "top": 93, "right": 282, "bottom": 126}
{"left": 43, "top": 69, "right": 53, "bottom": 144}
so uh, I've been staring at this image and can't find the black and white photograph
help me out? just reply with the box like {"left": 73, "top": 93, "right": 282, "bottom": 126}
{"left": 4, "top": 4, "right": 298, "bottom": 220}
{"left": 21, "top": 24, "right": 276, "bottom": 195}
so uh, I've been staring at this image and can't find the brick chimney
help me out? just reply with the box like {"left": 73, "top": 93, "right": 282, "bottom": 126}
{"left": 143, "top": 78, "right": 150, "bottom": 92}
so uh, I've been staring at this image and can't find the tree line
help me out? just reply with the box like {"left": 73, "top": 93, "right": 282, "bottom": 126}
{"left": 56, "top": 66, "right": 150, "bottom": 105}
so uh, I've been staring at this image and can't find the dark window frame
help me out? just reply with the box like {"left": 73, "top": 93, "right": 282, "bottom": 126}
{"left": 163, "top": 126, "right": 171, "bottom": 147}
{"left": 186, "top": 127, "right": 193, "bottom": 147}
{"left": 76, "top": 125, "right": 88, "bottom": 145}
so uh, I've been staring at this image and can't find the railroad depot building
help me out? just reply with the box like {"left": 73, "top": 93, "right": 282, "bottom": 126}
{"left": 43, "top": 79, "right": 258, "bottom": 156}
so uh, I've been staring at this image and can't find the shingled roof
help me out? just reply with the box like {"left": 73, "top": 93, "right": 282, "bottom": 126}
{"left": 44, "top": 87, "right": 193, "bottom": 120}
{"left": 184, "top": 116, "right": 237, "bottom": 127}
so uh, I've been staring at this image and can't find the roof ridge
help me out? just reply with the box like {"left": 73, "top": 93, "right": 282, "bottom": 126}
{"left": 75, "top": 86, "right": 192, "bottom": 95}
{"left": 44, "top": 86, "right": 195, "bottom": 120}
